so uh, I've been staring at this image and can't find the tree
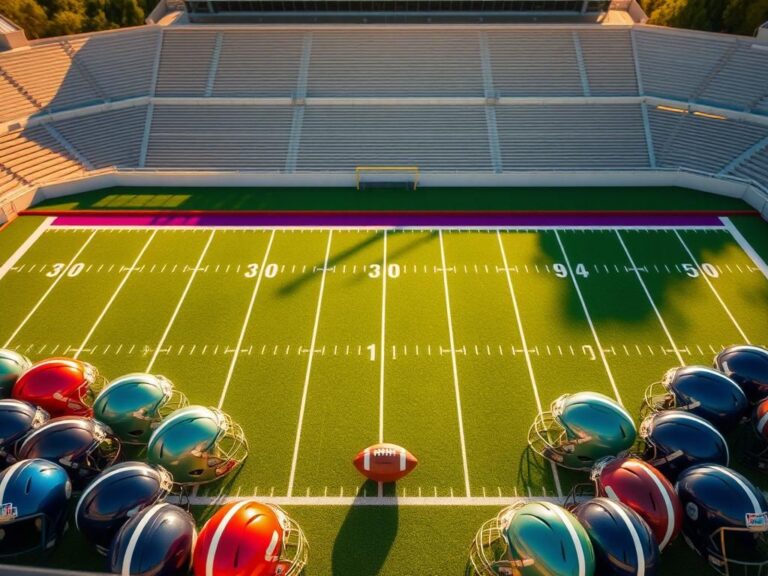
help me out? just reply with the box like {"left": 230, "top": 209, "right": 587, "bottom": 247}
{"left": 0, "top": 0, "right": 49, "bottom": 39}
{"left": 723, "top": 0, "right": 768, "bottom": 36}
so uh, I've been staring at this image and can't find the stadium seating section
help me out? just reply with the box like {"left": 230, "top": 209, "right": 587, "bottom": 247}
{"left": 1, "top": 24, "right": 768, "bottom": 199}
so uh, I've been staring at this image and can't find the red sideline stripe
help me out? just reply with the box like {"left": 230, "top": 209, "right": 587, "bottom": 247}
{"left": 19, "top": 209, "right": 761, "bottom": 217}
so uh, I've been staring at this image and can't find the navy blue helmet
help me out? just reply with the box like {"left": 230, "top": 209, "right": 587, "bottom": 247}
{"left": 0, "top": 458, "right": 72, "bottom": 558}
{"left": 0, "top": 399, "right": 49, "bottom": 469}
{"left": 639, "top": 411, "right": 729, "bottom": 482}
{"left": 75, "top": 462, "right": 173, "bottom": 554}
{"left": 17, "top": 416, "right": 121, "bottom": 491}
{"left": 108, "top": 502, "right": 196, "bottom": 576}
{"left": 574, "top": 497, "right": 660, "bottom": 576}
{"left": 643, "top": 366, "right": 749, "bottom": 432}
{"left": 676, "top": 464, "right": 768, "bottom": 575}
{"left": 715, "top": 345, "right": 768, "bottom": 405}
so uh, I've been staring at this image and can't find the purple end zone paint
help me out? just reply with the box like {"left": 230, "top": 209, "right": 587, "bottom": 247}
{"left": 51, "top": 213, "right": 724, "bottom": 228}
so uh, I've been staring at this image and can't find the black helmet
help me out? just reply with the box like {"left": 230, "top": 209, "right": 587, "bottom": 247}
{"left": 0, "top": 399, "right": 49, "bottom": 469}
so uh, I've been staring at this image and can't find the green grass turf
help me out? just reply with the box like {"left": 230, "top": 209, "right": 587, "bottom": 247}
{"left": 30, "top": 185, "right": 754, "bottom": 212}
{"left": 1, "top": 216, "right": 767, "bottom": 575}
{"left": 0, "top": 215, "right": 50, "bottom": 266}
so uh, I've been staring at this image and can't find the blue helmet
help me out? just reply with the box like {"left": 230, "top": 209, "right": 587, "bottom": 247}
{"left": 0, "top": 458, "right": 72, "bottom": 558}
{"left": 573, "top": 497, "right": 660, "bottom": 576}
{"left": 109, "top": 502, "right": 196, "bottom": 576}
{"left": 0, "top": 349, "right": 31, "bottom": 398}
{"left": 639, "top": 411, "right": 729, "bottom": 482}
{"left": 0, "top": 399, "right": 49, "bottom": 469}
{"left": 643, "top": 366, "right": 749, "bottom": 432}
{"left": 714, "top": 345, "right": 768, "bottom": 404}
{"left": 75, "top": 462, "right": 173, "bottom": 554}
{"left": 676, "top": 464, "right": 768, "bottom": 575}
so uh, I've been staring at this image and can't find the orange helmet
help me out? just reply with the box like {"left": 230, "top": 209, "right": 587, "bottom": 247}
{"left": 12, "top": 358, "right": 105, "bottom": 418}
{"left": 194, "top": 500, "right": 308, "bottom": 576}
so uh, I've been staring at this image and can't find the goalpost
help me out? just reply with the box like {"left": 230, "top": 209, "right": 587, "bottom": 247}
{"left": 355, "top": 166, "right": 420, "bottom": 191}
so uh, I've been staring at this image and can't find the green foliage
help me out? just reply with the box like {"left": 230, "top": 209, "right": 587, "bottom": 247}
{"left": 642, "top": 0, "right": 768, "bottom": 34}
{"left": 0, "top": 0, "right": 144, "bottom": 38}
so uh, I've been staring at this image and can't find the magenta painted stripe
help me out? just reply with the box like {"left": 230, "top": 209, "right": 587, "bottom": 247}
{"left": 51, "top": 213, "right": 723, "bottom": 228}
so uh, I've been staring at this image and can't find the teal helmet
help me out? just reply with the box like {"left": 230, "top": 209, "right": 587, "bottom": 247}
{"left": 0, "top": 349, "right": 31, "bottom": 398}
{"left": 146, "top": 405, "right": 248, "bottom": 486}
{"left": 528, "top": 392, "right": 636, "bottom": 470}
{"left": 469, "top": 501, "right": 595, "bottom": 576}
{"left": 92, "top": 373, "right": 188, "bottom": 446}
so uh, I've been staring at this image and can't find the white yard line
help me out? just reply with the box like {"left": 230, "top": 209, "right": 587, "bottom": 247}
{"left": 0, "top": 217, "right": 55, "bottom": 282}
{"left": 217, "top": 230, "right": 276, "bottom": 409}
{"left": 379, "top": 230, "right": 388, "bottom": 445}
{"left": 145, "top": 230, "right": 216, "bottom": 372}
{"left": 74, "top": 231, "right": 157, "bottom": 360}
{"left": 720, "top": 217, "right": 768, "bottom": 281}
{"left": 51, "top": 225, "right": 726, "bottom": 232}
{"left": 175, "top": 494, "right": 570, "bottom": 507}
{"left": 614, "top": 230, "right": 685, "bottom": 366}
{"left": 3, "top": 230, "right": 97, "bottom": 349}
{"left": 673, "top": 229, "right": 749, "bottom": 343}
{"left": 287, "top": 230, "right": 334, "bottom": 498}
{"left": 554, "top": 231, "right": 623, "bottom": 404}
{"left": 438, "top": 230, "right": 472, "bottom": 498}
{"left": 496, "top": 231, "right": 563, "bottom": 498}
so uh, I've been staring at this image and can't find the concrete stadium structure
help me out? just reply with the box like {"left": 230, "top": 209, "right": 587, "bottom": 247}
{"left": 1, "top": 19, "right": 768, "bottom": 222}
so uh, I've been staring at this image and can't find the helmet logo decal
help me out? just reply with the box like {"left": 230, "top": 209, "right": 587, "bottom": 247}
{"left": 745, "top": 512, "right": 768, "bottom": 532}
{"left": 0, "top": 503, "right": 17, "bottom": 523}
{"left": 686, "top": 502, "right": 699, "bottom": 522}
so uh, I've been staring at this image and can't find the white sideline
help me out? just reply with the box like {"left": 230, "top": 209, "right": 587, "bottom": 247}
{"left": 287, "top": 230, "right": 334, "bottom": 498}
{"left": 378, "top": 231, "right": 388, "bottom": 499}
{"left": 217, "top": 230, "right": 276, "bottom": 409}
{"left": 0, "top": 217, "right": 54, "bottom": 282}
{"left": 3, "top": 230, "right": 97, "bottom": 349}
{"left": 74, "top": 231, "right": 157, "bottom": 359}
{"left": 614, "top": 230, "right": 685, "bottom": 366}
{"left": 172, "top": 494, "right": 570, "bottom": 507}
{"left": 673, "top": 229, "right": 749, "bottom": 344}
{"left": 438, "top": 230, "right": 471, "bottom": 498}
{"left": 145, "top": 230, "right": 216, "bottom": 371}
{"left": 720, "top": 217, "right": 768, "bottom": 281}
{"left": 554, "top": 230, "right": 623, "bottom": 405}
{"left": 496, "top": 231, "right": 563, "bottom": 498}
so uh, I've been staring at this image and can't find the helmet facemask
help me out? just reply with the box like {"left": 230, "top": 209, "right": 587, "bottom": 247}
{"left": 206, "top": 409, "right": 248, "bottom": 480}
{"left": 528, "top": 396, "right": 595, "bottom": 470}
{"left": 468, "top": 503, "right": 534, "bottom": 576}
{"left": 270, "top": 505, "right": 309, "bottom": 576}
{"left": 704, "top": 521, "right": 768, "bottom": 576}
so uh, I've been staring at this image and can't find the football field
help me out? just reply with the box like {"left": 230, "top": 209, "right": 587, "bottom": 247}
{"left": 1, "top": 210, "right": 768, "bottom": 575}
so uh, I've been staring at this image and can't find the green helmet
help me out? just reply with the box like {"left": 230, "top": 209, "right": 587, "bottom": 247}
{"left": 146, "top": 405, "right": 248, "bottom": 486}
{"left": 0, "top": 349, "right": 31, "bottom": 398}
{"left": 92, "top": 373, "right": 188, "bottom": 445}
{"left": 528, "top": 392, "right": 636, "bottom": 470}
{"left": 468, "top": 501, "right": 595, "bottom": 576}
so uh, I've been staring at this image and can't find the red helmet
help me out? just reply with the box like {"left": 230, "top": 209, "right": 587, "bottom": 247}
{"left": 194, "top": 499, "right": 308, "bottom": 576}
{"left": 12, "top": 358, "right": 105, "bottom": 418}
{"left": 755, "top": 397, "right": 768, "bottom": 440}
{"left": 591, "top": 456, "right": 682, "bottom": 551}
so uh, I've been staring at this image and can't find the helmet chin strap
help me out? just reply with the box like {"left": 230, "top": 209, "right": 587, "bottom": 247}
{"left": 649, "top": 449, "right": 684, "bottom": 467}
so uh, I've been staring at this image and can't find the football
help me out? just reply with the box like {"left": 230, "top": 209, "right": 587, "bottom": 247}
{"left": 353, "top": 443, "right": 418, "bottom": 483}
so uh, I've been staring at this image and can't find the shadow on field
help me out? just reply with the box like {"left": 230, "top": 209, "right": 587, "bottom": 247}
{"left": 332, "top": 486, "right": 399, "bottom": 576}
{"left": 278, "top": 229, "right": 438, "bottom": 296}
{"left": 536, "top": 229, "right": 743, "bottom": 326}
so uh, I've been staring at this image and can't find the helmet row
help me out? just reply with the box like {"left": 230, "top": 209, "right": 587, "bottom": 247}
{"left": 0, "top": 458, "right": 308, "bottom": 575}
{"left": 469, "top": 458, "right": 768, "bottom": 576}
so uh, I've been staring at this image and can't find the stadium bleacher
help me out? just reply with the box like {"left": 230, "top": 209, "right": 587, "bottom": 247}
{"left": 0, "top": 22, "right": 767, "bottom": 208}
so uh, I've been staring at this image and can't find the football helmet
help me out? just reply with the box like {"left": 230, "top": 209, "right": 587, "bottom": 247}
{"left": 75, "top": 461, "right": 173, "bottom": 554}
{"left": 639, "top": 411, "right": 729, "bottom": 482}
{"left": 468, "top": 501, "right": 595, "bottom": 576}
{"left": 676, "top": 464, "right": 768, "bottom": 575}
{"left": 109, "top": 503, "right": 196, "bottom": 576}
{"left": 573, "top": 497, "right": 660, "bottom": 576}
{"left": 12, "top": 357, "right": 106, "bottom": 418}
{"left": 0, "top": 399, "right": 49, "bottom": 469}
{"left": 193, "top": 499, "right": 308, "bottom": 576}
{"left": 642, "top": 365, "right": 748, "bottom": 432}
{"left": 746, "top": 397, "right": 768, "bottom": 473}
{"left": 528, "top": 392, "right": 636, "bottom": 470}
{"left": 590, "top": 456, "right": 682, "bottom": 550}
{"left": 0, "top": 349, "right": 31, "bottom": 398}
{"left": 0, "top": 458, "right": 71, "bottom": 558}
{"left": 93, "top": 373, "right": 188, "bottom": 446}
{"left": 714, "top": 345, "right": 768, "bottom": 404}
{"left": 147, "top": 405, "right": 248, "bottom": 485}
{"left": 17, "top": 416, "right": 121, "bottom": 491}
